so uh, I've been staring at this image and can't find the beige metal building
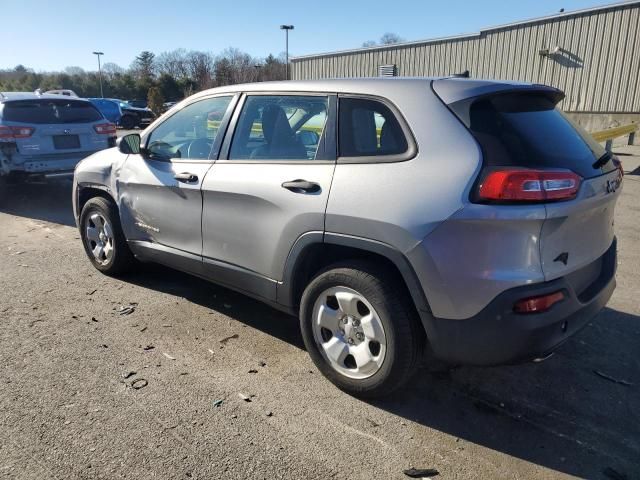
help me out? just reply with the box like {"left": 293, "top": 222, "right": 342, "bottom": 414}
{"left": 291, "top": 1, "right": 640, "bottom": 130}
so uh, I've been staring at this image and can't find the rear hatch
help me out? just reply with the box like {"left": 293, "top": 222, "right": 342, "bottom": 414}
{"left": 434, "top": 79, "right": 622, "bottom": 284}
{"left": 2, "top": 98, "right": 110, "bottom": 159}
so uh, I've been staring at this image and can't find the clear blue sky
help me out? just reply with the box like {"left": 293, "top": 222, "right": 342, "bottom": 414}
{"left": 0, "top": 0, "right": 621, "bottom": 72}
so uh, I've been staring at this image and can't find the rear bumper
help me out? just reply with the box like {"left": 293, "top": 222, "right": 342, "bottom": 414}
{"left": 2, "top": 155, "right": 91, "bottom": 175}
{"left": 425, "top": 238, "right": 617, "bottom": 365}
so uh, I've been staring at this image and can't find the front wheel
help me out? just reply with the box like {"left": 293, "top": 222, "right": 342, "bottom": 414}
{"left": 79, "top": 197, "right": 134, "bottom": 275}
{"left": 300, "top": 261, "right": 424, "bottom": 398}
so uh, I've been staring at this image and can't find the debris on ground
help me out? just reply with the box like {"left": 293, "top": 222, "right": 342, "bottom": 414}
{"left": 403, "top": 467, "right": 439, "bottom": 478}
{"left": 366, "top": 418, "right": 381, "bottom": 428}
{"left": 131, "top": 379, "right": 148, "bottom": 390}
{"left": 219, "top": 334, "right": 239, "bottom": 345}
{"left": 118, "top": 305, "right": 136, "bottom": 316}
{"left": 248, "top": 369, "right": 258, "bottom": 374}
{"left": 212, "top": 399, "right": 224, "bottom": 408}
{"left": 91, "top": 317, "right": 98, "bottom": 322}
{"left": 121, "top": 371, "right": 137, "bottom": 379}
{"left": 265, "top": 411, "right": 273, "bottom": 417}
{"left": 143, "top": 345, "right": 155, "bottom": 351}
{"left": 238, "top": 393, "right": 252, "bottom": 402}
{"left": 140, "top": 326, "right": 147, "bottom": 332}
{"left": 594, "top": 370, "right": 633, "bottom": 386}
{"left": 87, "top": 289, "right": 97, "bottom": 296}
{"left": 207, "top": 349, "right": 214, "bottom": 354}
{"left": 163, "top": 353, "right": 176, "bottom": 360}
{"left": 258, "top": 360, "right": 267, "bottom": 367}
{"left": 603, "top": 466, "right": 628, "bottom": 480}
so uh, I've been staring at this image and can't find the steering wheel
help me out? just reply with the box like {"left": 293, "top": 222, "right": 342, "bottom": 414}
{"left": 186, "top": 138, "right": 213, "bottom": 159}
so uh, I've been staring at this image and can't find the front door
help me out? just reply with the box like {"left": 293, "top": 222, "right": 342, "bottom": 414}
{"left": 200, "top": 93, "right": 336, "bottom": 300}
{"left": 119, "top": 95, "right": 236, "bottom": 270}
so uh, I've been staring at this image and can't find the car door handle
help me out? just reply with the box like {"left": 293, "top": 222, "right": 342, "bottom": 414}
{"left": 281, "top": 179, "right": 321, "bottom": 193}
{"left": 174, "top": 172, "right": 198, "bottom": 183}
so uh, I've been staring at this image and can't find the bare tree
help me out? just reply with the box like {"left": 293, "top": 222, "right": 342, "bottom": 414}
{"left": 362, "top": 40, "right": 377, "bottom": 48}
{"left": 186, "top": 51, "right": 215, "bottom": 90}
{"left": 379, "top": 32, "right": 404, "bottom": 45}
{"left": 156, "top": 49, "right": 189, "bottom": 79}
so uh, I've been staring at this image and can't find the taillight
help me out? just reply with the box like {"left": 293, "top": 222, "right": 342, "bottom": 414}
{"left": 514, "top": 291, "right": 565, "bottom": 314}
{"left": 477, "top": 168, "right": 582, "bottom": 203}
{"left": 94, "top": 123, "right": 116, "bottom": 135}
{"left": 0, "top": 125, "right": 35, "bottom": 139}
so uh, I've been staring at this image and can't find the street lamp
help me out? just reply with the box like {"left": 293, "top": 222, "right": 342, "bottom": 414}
{"left": 280, "top": 25, "right": 294, "bottom": 80}
{"left": 92, "top": 51, "right": 104, "bottom": 98}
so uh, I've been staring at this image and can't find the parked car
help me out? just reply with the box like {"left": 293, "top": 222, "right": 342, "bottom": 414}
{"left": 73, "top": 78, "right": 622, "bottom": 397}
{"left": 162, "top": 101, "right": 178, "bottom": 113}
{"left": 88, "top": 98, "right": 155, "bottom": 130}
{"left": 44, "top": 89, "right": 79, "bottom": 97}
{"left": 127, "top": 99, "right": 147, "bottom": 109}
{"left": 0, "top": 92, "right": 115, "bottom": 186}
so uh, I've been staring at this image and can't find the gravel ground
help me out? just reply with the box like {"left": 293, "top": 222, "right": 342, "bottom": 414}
{"left": 1, "top": 146, "right": 639, "bottom": 480}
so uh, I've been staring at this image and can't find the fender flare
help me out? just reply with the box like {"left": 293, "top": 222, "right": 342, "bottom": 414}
{"left": 278, "top": 232, "right": 431, "bottom": 320}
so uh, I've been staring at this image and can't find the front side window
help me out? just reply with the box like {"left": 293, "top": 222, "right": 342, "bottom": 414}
{"left": 338, "top": 97, "right": 408, "bottom": 157}
{"left": 229, "top": 95, "right": 329, "bottom": 160}
{"left": 147, "top": 96, "right": 233, "bottom": 160}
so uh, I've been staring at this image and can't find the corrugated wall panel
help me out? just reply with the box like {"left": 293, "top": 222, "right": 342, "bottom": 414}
{"left": 291, "top": 3, "right": 640, "bottom": 112}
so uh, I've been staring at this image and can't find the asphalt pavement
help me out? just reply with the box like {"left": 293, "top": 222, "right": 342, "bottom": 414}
{"left": 1, "top": 146, "right": 639, "bottom": 479}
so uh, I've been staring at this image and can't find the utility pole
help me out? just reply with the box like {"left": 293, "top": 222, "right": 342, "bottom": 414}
{"left": 92, "top": 51, "right": 104, "bottom": 98}
{"left": 280, "top": 25, "right": 294, "bottom": 80}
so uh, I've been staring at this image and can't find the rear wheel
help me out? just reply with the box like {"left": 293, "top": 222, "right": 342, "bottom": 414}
{"left": 300, "top": 261, "right": 424, "bottom": 398}
{"left": 79, "top": 197, "right": 134, "bottom": 275}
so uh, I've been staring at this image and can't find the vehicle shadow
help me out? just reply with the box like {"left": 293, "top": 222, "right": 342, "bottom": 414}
{"left": 121, "top": 264, "right": 639, "bottom": 479}
{"left": 0, "top": 180, "right": 75, "bottom": 227}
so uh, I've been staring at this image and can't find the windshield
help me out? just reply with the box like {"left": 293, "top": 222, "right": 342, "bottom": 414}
{"left": 3, "top": 99, "right": 103, "bottom": 124}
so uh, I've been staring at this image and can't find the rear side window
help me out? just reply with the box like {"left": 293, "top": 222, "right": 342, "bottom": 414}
{"left": 338, "top": 97, "right": 408, "bottom": 158}
{"left": 3, "top": 100, "right": 103, "bottom": 124}
{"left": 468, "top": 93, "right": 613, "bottom": 178}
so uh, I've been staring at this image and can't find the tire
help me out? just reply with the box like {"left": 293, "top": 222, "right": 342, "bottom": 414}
{"left": 120, "top": 115, "right": 136, "bottom": 130}
{"left": 0, "top": 176, "right": 7, "bottom": 204}
{"left": 300, "top": 261, "right": 424, "bottom": 398}
{"left": 79, "top": 197, "right": 135, "bottom": 275}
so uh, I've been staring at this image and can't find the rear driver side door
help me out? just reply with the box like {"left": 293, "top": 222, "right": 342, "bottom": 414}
{"left": 200, "top": 93, "right": 336, "bottom": 301}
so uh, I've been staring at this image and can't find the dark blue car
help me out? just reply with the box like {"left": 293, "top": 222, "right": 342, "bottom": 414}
{"left": 88, "top": 98, "right": 155, "bottom": 129}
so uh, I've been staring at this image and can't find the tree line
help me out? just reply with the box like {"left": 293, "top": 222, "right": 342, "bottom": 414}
{"left": 0, "top": 48, "right": 288, "bottom": 105}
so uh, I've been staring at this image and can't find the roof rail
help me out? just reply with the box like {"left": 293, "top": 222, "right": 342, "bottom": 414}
{"left": 444, "top": 70, "right": 470, "bottom": 79}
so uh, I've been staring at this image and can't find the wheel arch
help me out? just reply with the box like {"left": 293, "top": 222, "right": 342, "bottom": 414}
{"left": 279, "top": 232, "right": 432, "bottom": 330}
{"left": 76, "top": 184, "right": 117, "bottom": 224}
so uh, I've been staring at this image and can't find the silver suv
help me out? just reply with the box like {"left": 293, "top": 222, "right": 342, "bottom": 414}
{"left": 72, "top": 78, "right": 622, "bottom": 397}
{"left": 0, "top": 92, "right": 116, "bottom": 185}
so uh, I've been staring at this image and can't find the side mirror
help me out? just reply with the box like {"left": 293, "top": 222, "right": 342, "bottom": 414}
{"left": 117, "top": 133, "right": 142, "bottom": 154}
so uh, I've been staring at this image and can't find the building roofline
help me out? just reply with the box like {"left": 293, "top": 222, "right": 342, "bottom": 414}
{"left": 291, "top": 0, "right": 640, "bottom": 61}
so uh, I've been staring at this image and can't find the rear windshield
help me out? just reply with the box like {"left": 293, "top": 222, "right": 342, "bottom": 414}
{"left": 2, "top": 99, "right": 103, "bottom": 124}
{"left": 467, "top": 93, "right": 614, "bottom": 178}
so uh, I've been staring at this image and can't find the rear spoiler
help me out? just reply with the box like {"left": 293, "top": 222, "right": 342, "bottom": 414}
{"left": 432, "top": 78, "right": 564, "bottom": 127}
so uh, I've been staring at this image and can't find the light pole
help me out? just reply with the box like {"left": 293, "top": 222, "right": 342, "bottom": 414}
{"left": 280, "top": 25, "right": 294, "bottom": 80}
{"left": 92, "top": 51, "right": 104, "bottom": 98}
